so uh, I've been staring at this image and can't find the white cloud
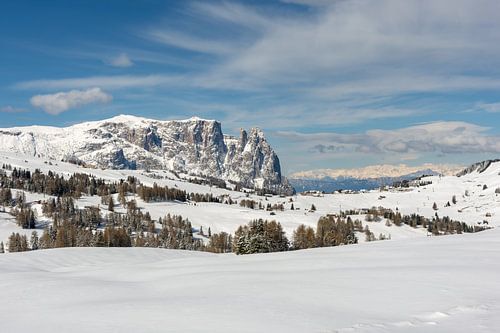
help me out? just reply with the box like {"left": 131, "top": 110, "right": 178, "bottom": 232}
{"left": 30, "top": 87, "right": 112, "bottom": 115}
{"left": 1, "top": 106, "right": 26, "bottom": 113}
{"left": 312, "top": 76, "right": 500, "bottom": 100}
{"left": 280, "top": 0, "right": 339, "bottom": 7}
{"left": 476, "top": 102, "right": 500, "bottom": 113}
{"left": 147, "top": 0, "right": 500, "bottom": 98}
{"left": 190, "top": 2, "right": 272, "bottom": 31}
{"left": 277, "top": 121, "right": 500, "bottom": 155}
{"left": 16, "top": 75, "right": 178, "bottom": 90}
{"left": 16, "top": 1, "right": 500, "bottom": 98}
{"left": 109, "top": 53, "right": 133, "bottom": 67}
{"left": 146, "top": 30, "right": 236, "bottom": 55}
{"left": 12, "top": 0, "right": 500, "bottom": 133}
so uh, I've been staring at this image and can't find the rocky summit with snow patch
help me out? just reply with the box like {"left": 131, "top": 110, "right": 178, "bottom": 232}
{"left": 0, "top": 115, "right": 293, "bottom": 195}
{"left": 456, "top": 159, "right": 500, "bottom": 177}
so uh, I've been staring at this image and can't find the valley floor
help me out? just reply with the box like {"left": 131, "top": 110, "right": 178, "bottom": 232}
{"left": 1, "top": 228, "right": 499, "bottom": 333}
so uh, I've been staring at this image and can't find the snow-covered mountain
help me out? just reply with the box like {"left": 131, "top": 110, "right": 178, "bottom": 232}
{"left": 457, "top": 159, "right": 500, "bottom": 177}
{"left": 289, "top": 163, "right": 463, "bottom": 192}
{"left": 289, "top": 173, "right": 431, "bottom": 193}
{"left": 0, "top": 115, "right": 293, "bottom": 194}
{"left": 290, "top": 163, "right": 462, "bottom": 180}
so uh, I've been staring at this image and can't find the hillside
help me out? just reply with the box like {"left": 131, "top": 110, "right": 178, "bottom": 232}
{"left": 1, "top": 141, "right": 499, "bottom": 333}
{"left": 0, "top": 152, "right": 498, "bottom": 248}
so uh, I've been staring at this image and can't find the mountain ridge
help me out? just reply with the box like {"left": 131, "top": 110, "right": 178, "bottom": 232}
{"left": 0, "top": 114, "right": 293, "bottom": 195}
{"left": 289, "top": 163, "right": 463, "bottom": 180}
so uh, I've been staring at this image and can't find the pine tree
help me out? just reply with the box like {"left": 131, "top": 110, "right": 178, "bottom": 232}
{"left": 30, "top": 231, "right": 39, "bottom": 250}
{"left": 108, "top": 196, "right": 114, "bottom": 212}
{"left": 0, "top": 241, "right": 4, "bottom": 253}
{"left": 292, "top": 224, "right": 315, "bottom": 249}
{"left": 364, "top": 226, "right": 375, "bottom": 242}
{"left": 39, "top": 228, "right": 53, "bottom": 249}
{"left": 7, "top": 233, "right": 29, "bottom": 252}
{"left": 7, "top": 233, "right": 19, "bottom": 252}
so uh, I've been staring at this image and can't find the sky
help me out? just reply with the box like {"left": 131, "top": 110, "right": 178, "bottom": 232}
{"left": 1, "top": 0, "right": 500, "bottom": 174}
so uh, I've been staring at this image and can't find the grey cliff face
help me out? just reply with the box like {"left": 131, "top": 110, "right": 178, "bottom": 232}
{"left": 0, "top": 116, "right": 294, "bottom": 195}
{"left": 457, "top": 159, "right": 500, "bottom": 176}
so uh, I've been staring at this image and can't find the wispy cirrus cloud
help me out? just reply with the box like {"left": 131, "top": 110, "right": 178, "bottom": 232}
{"left": 16, "top": 75, "right": 178, "bottom": 91}
{"left": 311, "top": 75, "right": 500, "bottom": 100}
{"left": 279, "top": 0, "right": 338, "bottom": 6}
{"left": 476, "top": 102, "right": 500, "bottom": 113}
{"left": 30, "top": 87, "right": 112, "bottom": 115}
{"left": 189, "top": 2, "right": 276, "bottom": 31}
{"left": 16, "top": 0, "right": 500, "bottom": 100}
{"left": 1, "top": 106, "right": 27, "bottom": 113}
{"left": 10, "top": 1, "right": 500, "bottom": 142}
{"left": 108, "top": 53, "right": 133, "bottom": 67}
{"left": 277, "top": 121, "right": 500, "bottom": 155}
{"left": 146, "top": 30, "right": 236, "bottom": 55}
{"left": 175, "top": 0, "right": 500, "bottom": 96}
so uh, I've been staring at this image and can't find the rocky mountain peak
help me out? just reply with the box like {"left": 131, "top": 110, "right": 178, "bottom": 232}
{"left": 0, "top": 115, "right": 294, "bottom": 195}
{"left": 457, "top": 159, "right": 500, "bottom": 177}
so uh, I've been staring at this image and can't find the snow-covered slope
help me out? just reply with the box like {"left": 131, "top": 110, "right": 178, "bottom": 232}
{"left": 0, "top": 115, "right": 293, "bottom": 194}
{"left": 0, "top": 151, "right": 426, "bottom": 243}
{"left": 1, "top": 152, "right": 499, "bottom": 246}
{"left": 1, "top": 230, "right": 500, "bottom": 332}
{"left": 457, "top": 159, "right": 500, "bottom": 176}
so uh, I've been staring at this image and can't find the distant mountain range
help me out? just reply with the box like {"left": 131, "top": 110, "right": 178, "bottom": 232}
{"left": 289, "top": 164, "right": 463, "bottom": 192}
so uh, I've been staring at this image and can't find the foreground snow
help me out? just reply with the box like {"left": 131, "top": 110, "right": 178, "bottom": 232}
{"left": 1, "top": 229, "right": 499, "bottom": 332}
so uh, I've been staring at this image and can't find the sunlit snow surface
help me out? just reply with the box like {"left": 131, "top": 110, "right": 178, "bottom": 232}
{"left": 1, "top": 151, "right": 500, "bottom": 331}
{"left": 0, "top": 151, "right": 498, "bottom": 245}
{"left": 1, "top": 230, "right": 500, "bottom": 332}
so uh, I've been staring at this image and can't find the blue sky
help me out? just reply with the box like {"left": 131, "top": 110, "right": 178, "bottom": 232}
{"left": 2, "top": 0, "right": 500, "bottom": 174}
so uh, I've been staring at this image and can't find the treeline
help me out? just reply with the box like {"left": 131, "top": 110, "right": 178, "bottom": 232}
{"left": 1, "top": 166, "right": 242, "bottom": 210}
{"left": 6, "top": 233, "right": 30, "bottom": 252}
{"left": 239, "top": 199, "right": 285, "bottom": 211}
{"left": 136, "top": 183, "right": 187, "bottom": 202}
{"left": 187, "top": 175, "right": 227, "bottom": 189}
{"left": 43, "top": 197, "right": 101, "bottom": 228}
{"left": 5, "top": 210, "right": 361, "bottom": 255}
{"left": 41, "top": 195, "right": 198, "bottom": 247}
{"left": 355, "top": 207, "right": 490, "bottom": 235}
{"left": 209, "top": 215, "right": 359, "bottom": 254}
{"left": 7, "top": 211, "right": 203, "bottom": 252}
{"left": 292, "top": 215, "right": 358, "bottom": 250}
{"left": 1, "top": 167, "right": 110, "bottom": 198}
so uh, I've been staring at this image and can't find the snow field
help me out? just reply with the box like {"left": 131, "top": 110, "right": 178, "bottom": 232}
{"left": 1, "top": 229, "right": 499, "bottom": 332}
